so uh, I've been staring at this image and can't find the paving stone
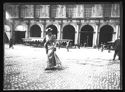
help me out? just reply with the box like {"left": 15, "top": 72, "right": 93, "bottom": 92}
{"left": 4, "top": 44, "right": 121, "bottom": 90}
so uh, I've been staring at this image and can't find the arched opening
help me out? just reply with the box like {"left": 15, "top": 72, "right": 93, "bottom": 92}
{"left": 80, "top": 25, "right": 94, "bottom": 47}
{"left": 46, "top": 25, "right": 58, "bottom": 39}
{"left": 15, "top": 25, "right": 26, "bottom": 44}
{"left": 30, "top": 24, "right": 41, "bottom": 37}
{"left": 3, "top": 32, "right": 9, "bottom": 43}
{"left": 63, "top": 25, "right": 75, "bottom": 45}
{"left": 99, "top": 25, "right": 114, "bottom": 44}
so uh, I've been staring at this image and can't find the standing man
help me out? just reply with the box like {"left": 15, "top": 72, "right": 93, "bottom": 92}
{"left": 66, "top": 41, "right": 70, "bottom": 52}
{"left": 101, "top": 42, "right": 104, "bottom": 52}
{"left": 113, "top": 37, "right": 120, "bottom": 60}
{"left": 58, "top": 41, "right": 61, "bottom": 49}
{"left": 86, "top": 36, "right": 89, "bottom": 47}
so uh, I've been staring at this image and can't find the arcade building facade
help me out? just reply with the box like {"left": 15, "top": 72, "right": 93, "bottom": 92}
{"left": 4, "top": 3, "right": 121, "bottom": 47}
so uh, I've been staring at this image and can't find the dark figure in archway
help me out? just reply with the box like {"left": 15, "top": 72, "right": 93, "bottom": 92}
{"left": 86, "top": 36, "right": 89, "bottom": 47}
{"left": 9, "top": 38, "right": 14, "bottom": 49}
{"left": 63, "top": 25, "right": 75, "bottom": 45}
{"left": 101, "top": 42, "right": 105, "bottom": 52}
{"left": 80, "top": 25, "right": 94, "bottom": 47}
{"left": 66, "top": 41, "right": 70, "bottom": 52}
{"left": 113, "top": 37, "right": 120, "bottom": 61}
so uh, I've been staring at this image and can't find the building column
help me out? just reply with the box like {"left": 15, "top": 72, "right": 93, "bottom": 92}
{"left": 25, "top": 20, "right": 30, "bottom": 38}
{"left": 60, "top": 20, "right": 63, "bottom": 40}
{"left": 115, "top": 25, "right": 118, "bottom": 40}
{"left": 117, "top": 24, "right": 120, "bottom": 38}
{"left": 75, "top": 24, "right": 79, "bottom": 44}
{"left": 43, "top": 20, "right": 46, "bottom": 38}
{"left": 77, "top": 20, "right": 81, "bottom": 45}
{"left": 74, "top": 24, "right": 79, "bottom": 45}
{"left": 112, "top": 24, "right": 117, "bottom": 42}
{"left": 10, "top": 20, "right": 15, "bottom": 44}
{"left": 96, "top": 24, "right": 100, "bottom": 46}
{"left": 57, "top": 23, "right": 61, "bottom": 40}
{"left": 93, "top": 25, "right": 98, "bottom": 47}
{"left": 118, "top": 24, "right": 120, "bottom": 37}
{"left": 25, "top": 25, "right": 28, "bottom": 38}
{"left": 41, "top": 24, "right": 43, "bottom": 38}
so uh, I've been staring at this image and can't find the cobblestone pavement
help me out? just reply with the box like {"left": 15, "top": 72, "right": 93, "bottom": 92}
{"left": 3, "top": 44, "right": 121, "bottom": 90}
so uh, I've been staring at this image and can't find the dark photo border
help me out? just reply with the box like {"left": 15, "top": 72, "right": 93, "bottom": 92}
{"left": 1, "top": 0, "right": 124, "bottom": 91}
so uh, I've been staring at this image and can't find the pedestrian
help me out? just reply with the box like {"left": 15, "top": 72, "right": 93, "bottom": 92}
{"left": 97, "top": 44, "right": 100, "bottom": 51}
{"left": 113, "top": 37, "right": 121, "bottom": 60}
{"left": 78, "top": 44, "right": 80, "bottom": 49}
{"left": 66, "top": 41, "right": 70, "bottom": 52}
{"left": 108, "top": 44, "right": 111, "bottom": 53}
{"left": 43, "top": 28, "right": 62, "bottom": 70}
{"left": 84, "top": 42, "right": 87, "bottom": 47}
{"left": 86, "top": 36, "right": 89, "bottom": 47}
{"left": 9, "top": 38, "right": 14, "bottom": 49}
{"left": 58, "top": 41, "right": 61, "bottom": 49}
{"left": 101, "top": 42, "right": 104, "bottom": 52}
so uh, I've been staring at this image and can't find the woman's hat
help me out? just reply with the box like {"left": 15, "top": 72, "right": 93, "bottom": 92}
{"left": 46, "top": 28, "right": 53, "bottom": 33}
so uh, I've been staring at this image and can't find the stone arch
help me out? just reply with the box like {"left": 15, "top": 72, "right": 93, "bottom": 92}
{"left": 30, "top": 22, "right": 43, "bottom": 32}
{"left": 80, "top": 25, "right": 94, "bottom": 47}
{"left": 15, "top": 24, "right": 27, "bottom": 31}
{"left": 14, "top": 24, "right": 27, "bottom": 44}
{"left": 62, "top": 24, "right": 76, "bottom": 45}
{"left": 80, "top": 23, "right": 95, "bottom": 32}
{"left": 99, "top": 24, "right": 114, "bottom": 44}
{"left": 30, "top": 24, "right": 42, "bottom": 37}
{"left": 63, "top": 23, "right": 77, "bottom": 33}
{"left": 99, "top": 23, "right": 115, "bottom": 33}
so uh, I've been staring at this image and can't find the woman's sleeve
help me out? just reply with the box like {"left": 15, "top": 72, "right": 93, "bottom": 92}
{"left": 42, "top": 37, "right": 46, "bottom": 44}
{"left": 53, "top": 36, "right": 57, "bottom": 47}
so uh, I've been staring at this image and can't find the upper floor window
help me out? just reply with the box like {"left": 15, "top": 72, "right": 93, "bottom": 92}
{"left": 84, "top": 4, "right": 92, "bottom": 18}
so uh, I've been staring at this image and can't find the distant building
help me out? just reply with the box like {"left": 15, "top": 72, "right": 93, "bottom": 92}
{"left": 4, "top": 3, "right": 121, "bottom": 47}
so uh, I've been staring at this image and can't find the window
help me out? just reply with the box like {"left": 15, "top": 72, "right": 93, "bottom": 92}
{"left": 20, "top": 5, "right": 34, "bottom": 18}
{"left": 111, "top": 4, "right": 120, "bottom": 17}
{"left": 50, "top": 5, "right": 58, "bottom": 18}
{"left": 84, "top": 4, "right": 92, "bottom": 18}
{"left": 76, "top": 5, "right": 84, "bottom": 18}
{"left": 56, "top": 5, "right": 66, "bottom": 18}
{"left": 6, "top": 5, "right": 19, "bottom": 18}
{"left": 35, "top": 5, "right": 41, "bottom": 18}
{"left": 103, "top": 4, "right": 112, "bottom": 17}
{"left": 21, "top": 5, "right": 27, "bottom": 18}
{"left": 66, "top": 5, "right": 76, "bottom": 18}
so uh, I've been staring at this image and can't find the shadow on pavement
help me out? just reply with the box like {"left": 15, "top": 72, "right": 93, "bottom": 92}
{"left": 108, "top": 60, "right": 120, "bottom": 65}
{"left": 44, "top": 66, "right": 68, "bottom": 73}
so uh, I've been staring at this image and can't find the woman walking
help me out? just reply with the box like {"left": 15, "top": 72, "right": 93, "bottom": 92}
{"left": 43, "top": 28, "right": 62, "bottom": 70}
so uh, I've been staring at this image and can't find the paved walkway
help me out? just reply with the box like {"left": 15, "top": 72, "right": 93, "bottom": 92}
{"left": 4, "top": 44, "right": 121, "bottom": 90}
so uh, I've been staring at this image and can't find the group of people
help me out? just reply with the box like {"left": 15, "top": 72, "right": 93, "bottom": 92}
{"left": 7, "top": 27, "right": 121, "bottom": 70}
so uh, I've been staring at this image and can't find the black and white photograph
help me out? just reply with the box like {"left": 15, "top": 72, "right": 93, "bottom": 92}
{"left": 3, "top": 2, "right": 122, "bottom": 90}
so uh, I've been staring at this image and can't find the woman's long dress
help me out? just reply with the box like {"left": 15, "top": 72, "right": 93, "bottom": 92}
{"left": 45, "top": 35, "right": 62, "bottom": 69}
